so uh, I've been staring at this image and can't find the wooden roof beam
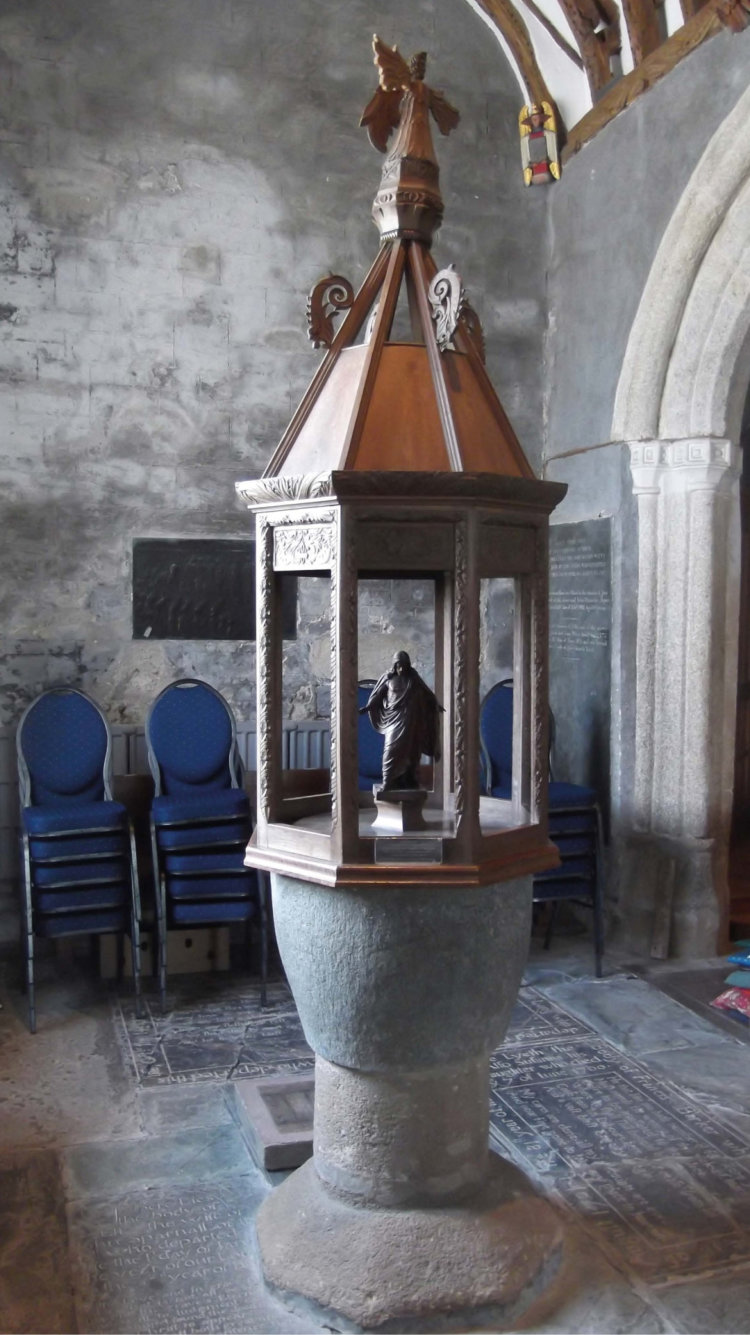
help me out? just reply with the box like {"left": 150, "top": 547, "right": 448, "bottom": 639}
{"left": 562, "top": 0, "right": 740, "bottom": 161}
{"left": 472, "top": 0, "right": 562, "bottom": 125}
{"left": 556, "top": 0, "right": 622, "bottom": 93}
{"left": 621, "top": 0, "right": 663, "bottom": 63}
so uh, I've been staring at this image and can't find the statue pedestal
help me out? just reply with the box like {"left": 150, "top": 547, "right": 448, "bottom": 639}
{"left": 255, "top": 873, "right": 565, "bottom": 1332}
{"left": 371, "top": 786, "right": 428, "bottom": 833}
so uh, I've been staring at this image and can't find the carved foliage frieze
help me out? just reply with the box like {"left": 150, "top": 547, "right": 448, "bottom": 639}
{"left": 330, "top": 522, "right": 360, "bottom": 842}
{"left": 257, "top": 518, "right": 275, "bottom": 824}
{"left": 453, "top": 518, "right": 468, "bottom": 835}
{"left": 274, "top": 522, "right": 335, "bottom": 571}
{"left": 236, "top": 474, "right": 334, "bottom": 506}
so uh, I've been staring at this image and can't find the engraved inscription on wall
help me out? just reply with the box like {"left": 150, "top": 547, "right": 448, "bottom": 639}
{"left": 549, "top": 526, "right": 610, "bottom": 662}
{"left": 548, "top": 520, "right": 611, "bottom": 808}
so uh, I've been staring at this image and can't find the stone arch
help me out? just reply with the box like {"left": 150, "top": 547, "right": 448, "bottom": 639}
{"left": 611, "top": 84, "right": 750, "bottom": 955}
{"left": 614, "top": 81, "right": 750, "bottom": 444}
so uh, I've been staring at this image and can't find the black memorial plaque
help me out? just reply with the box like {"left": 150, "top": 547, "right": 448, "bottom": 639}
{"left": 132, "top": 538, "right": 297, "bottom": 640}
{"left": 549, "top": 519, "right": 611, "bottom": 810}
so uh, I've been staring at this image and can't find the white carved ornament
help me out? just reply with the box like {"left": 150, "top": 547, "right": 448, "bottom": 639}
{"left": 273, "top": 522, "right": 334, "bottom": 571}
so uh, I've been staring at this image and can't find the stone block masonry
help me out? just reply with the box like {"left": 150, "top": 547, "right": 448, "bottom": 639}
{"left": 0, "top": 0, "right": 547, "bottom": 734}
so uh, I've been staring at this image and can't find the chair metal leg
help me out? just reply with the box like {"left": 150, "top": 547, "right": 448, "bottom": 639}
{"left": 157, "top": 881, "right": 167, "bottom": 1014}
{"left": 593, "top": 805, "right": 606, "bottom": 978}
{"left": 153, "top": 874, "right": 167, "bottom": 1015}
{"left": 128, "top": 823, "right": 144, "bottom": 1017}
{"left": 150, "top": 821, "right": 168, "bottom": 1013}
{"left": 25, "top": 927, "right": 36, "bottom": 1034}
{"left": 21, "top": 837, "right": 37, "bottom": 1033}
{"left": 130, "top": 914, "right": 143, "bottom": 1019}
{"left": 260, "top": 872, "right": 270, "bottom": 1009}
{"left": 593, "top": 886, "right": 605, "bottom": 978}
{"left": 543, "top": 899, "right": 558, "bottom": 951}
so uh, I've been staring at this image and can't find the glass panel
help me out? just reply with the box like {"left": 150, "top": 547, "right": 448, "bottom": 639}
{"left": 357, "top": 578, "right": 437, "bottom": 797}
{"left": 479, "top": 578, "right": 526, "bottom": 823}
{"left": 279, "top": 573, "right": 332, "bottom": 799}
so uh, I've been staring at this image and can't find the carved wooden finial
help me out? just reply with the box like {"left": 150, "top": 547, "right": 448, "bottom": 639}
{"left": 359, "top": 35, "right": 459, "bottom": 244}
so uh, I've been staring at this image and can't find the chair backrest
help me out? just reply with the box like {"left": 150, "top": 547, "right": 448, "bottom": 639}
{"left": 480, "top": 679, "right": 562, "bottom": 795}
{"left": 358, "top": 681, "right": 384, "bottom": 784}
{"left": 17, "top": 688, "right": 113, "bottom": 808}
{"left": 479, "top": 679, "right": 514, "bottom": 794}
{"left": 146, "top": 678, "right": 242, "bottom": 796}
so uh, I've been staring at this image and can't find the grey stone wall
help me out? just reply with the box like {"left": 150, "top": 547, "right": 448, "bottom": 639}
{"left": 0, "top": 0, "right": 546, "bottom": 733}
{"left": 545, "top": 28, "right": 750, "bottom": 466}
{"left": 543, "top": 28, "right": 750, "bottom": 951}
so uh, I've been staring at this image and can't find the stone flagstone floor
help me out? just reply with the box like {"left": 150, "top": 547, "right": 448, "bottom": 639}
{"left": 1, "top": 936, "right": 750, "bottom": 1334}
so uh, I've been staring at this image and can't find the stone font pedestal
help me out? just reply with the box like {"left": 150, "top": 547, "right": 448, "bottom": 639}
{"left": 254, "top": 873, "right": 564, "bottom": 1331}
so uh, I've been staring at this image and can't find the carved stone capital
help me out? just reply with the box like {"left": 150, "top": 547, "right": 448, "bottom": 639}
{"left": 629, "top": 437, "right": 739, "bottom": 495}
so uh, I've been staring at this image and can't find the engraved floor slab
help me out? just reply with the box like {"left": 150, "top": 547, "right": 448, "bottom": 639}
{"left": 0, "top": 1149, "right": 76, "bottom": 1335}
{"left": 490, "top": 1048, "right": 750, "bottom": 1174}
{"left": 66, "top": 1175, "right": 310, "bottom": 1334}
{"left": 542, "top": 976, "right": 740, "bottom": 1056}
{"left": 4, "top": 942, "right": 750, "bottom": 1331}
{"left": 116, "top": 977, "right": 313, "bottom": 1086}
{"left": 655, "top": 1266, "right": 750, "bottom": 1332}
{"left": 503, "top": 985, "right": 596, "bottom": 1047}
{"left": 521, "top": 979, "right": 750, "bottom": 1288}
{"left": 638, "top": 961, "right": 750, "bottom": 1048}
{"left": 554, "top": 1155, "right": 750, "bottom": 1284}
{"left": 63, "top": 1124, "right": 255, "bottom": 1200}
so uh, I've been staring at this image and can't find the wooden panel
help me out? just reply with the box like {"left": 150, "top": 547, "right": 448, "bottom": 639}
{"left": 355, "top": 521, "right": 455, "bottom": 572}
{"left": 477, "top": 524, "right": 536, "bottom": 577}
{"left": 260, "top": 823, "right": 332, "bottom": 857}
{"left": 442, "top": 353, "right": 525, "bottom": 475}
{"left": 279, "top": 346, "right": 369, "bottom": 477}
{"left": 353, "top": 345, "right": 451, "bottom": 472}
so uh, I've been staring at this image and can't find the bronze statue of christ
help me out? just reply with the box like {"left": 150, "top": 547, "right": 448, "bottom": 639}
{"left": 360, "top": 650, "right": 443, "bottom": 792}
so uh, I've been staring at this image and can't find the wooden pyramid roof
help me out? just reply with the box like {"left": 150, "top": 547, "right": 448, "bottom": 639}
{"left": 260, "top": 38, "right": 535, "bottom": 485}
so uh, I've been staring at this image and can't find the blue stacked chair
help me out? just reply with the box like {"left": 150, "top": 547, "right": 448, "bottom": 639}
{"left": 357, "top": 680, "right": 384, "bottom": 791}
{"left": 17, "top": 687, "right": 142, "bottom": 1032}
{"left": 146, "top": 678, "right": 267, "bottom": 1011}
{"left": 480, "top": 680, "right": 604, "bottom": 976}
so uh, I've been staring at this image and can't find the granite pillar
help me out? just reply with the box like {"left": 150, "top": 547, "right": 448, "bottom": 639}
{"left": 622, "top": 437, "right": 741, "bottom": 956}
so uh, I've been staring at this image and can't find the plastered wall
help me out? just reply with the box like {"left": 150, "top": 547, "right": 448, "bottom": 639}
{"left": 0, "top": 0, "right": 547, "bottom": 731}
